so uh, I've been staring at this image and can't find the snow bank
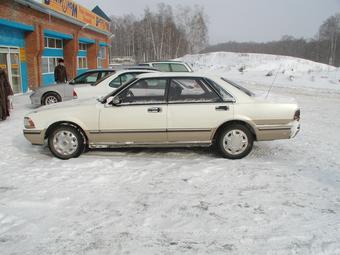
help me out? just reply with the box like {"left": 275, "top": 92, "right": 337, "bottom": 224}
{"left": 178, "top": 52, "right": 340, "bottom": 91}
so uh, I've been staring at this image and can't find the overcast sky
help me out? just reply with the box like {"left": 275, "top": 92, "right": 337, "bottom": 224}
{"left": 75, "top": 0, "right": 340, "bottom": 44}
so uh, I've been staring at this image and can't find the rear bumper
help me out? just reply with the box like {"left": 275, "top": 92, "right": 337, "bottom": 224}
{"left": 256, "top": 121, "right": 300, "bottom": 141}
{"left": 23, "top": 130, "right": 45, "bottom": 145}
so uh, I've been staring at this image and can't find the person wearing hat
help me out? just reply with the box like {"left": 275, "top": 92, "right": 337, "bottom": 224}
{"left": 54, "top": 58, "right": 68, "bottom": 84}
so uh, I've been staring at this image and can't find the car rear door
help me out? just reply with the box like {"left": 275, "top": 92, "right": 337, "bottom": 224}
{"left": 167, "top": 77, "right": 234, "bottom": 143}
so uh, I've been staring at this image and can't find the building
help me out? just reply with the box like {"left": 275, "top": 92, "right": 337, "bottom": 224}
{"left": 0, "top": 0, "right": 112, "bottom": 94}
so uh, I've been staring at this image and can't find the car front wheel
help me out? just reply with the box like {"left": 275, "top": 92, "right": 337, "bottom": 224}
{"left": 48, "top": 125, "right": 84, "bottom": 160}
{"left": 217, "top": 124, "right": 254, "bottom": 159}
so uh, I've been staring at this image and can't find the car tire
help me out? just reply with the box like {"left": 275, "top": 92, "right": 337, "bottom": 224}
{"left": 217, "top": 124, "right": 254, "bottom": 159}
{"left": 48, "top": 125, "right": 85, "bottom": 160}
{"left": 42, "top": 92, "right": 61, "bottom": 105}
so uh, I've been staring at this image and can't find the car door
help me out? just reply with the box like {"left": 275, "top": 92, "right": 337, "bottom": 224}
{"left": 97, "top": 78, "right": 168, "bottom": 144}
{"left": 167, "top": 77, "right": 234, "bottom": 143}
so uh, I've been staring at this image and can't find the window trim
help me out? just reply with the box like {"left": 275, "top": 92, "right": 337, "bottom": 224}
{"left": 42, "top": 56, "right": 61, "bottom": 74}
{"left": 44, "top": 36, "right": 63, "bottom": 49}
{"left": 114, "top": 77, "right": 170, "bottom": 106}
{"left": 77, "top": 56, "right": 88, "bottom": 69}
{"left": 78, "top": 42, "right": 88, "bottom": 51}
{"left": 166, "top": 77, "right": 223, "bottom": 104}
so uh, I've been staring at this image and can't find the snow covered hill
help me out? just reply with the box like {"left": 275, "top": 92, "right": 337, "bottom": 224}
{"left": 178, "top": 52, "right": 340, "bottom": 91}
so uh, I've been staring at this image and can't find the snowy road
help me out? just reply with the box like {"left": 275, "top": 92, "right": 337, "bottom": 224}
{"left": 1, "top": 84, "right": 340, "bottom": 254}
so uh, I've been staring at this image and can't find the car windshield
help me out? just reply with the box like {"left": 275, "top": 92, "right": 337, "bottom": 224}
{"left": 99, "top": 77, "right": 138, "bottom": 103}
{"left": 221, "top": 78, "right": 255, "bottom": 97}
{"left": 92, "top": 72, "right": 116, "bottom": 86}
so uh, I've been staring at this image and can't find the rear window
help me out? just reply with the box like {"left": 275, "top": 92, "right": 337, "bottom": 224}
{"left": 170, "top": 63, "right": 188, "bottom": 72}
{"left": 152, "top": 63, "right": 171, "bottom": 72}
{"left": 221, "top": 78, "right": 255, "bottom": 97}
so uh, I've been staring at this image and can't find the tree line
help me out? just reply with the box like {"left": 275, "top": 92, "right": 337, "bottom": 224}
{"left": 203, "top": 14, "right": 340, "bottom": 67}
{"left": 109, "top": 4, "right": 208, "bottom": 63}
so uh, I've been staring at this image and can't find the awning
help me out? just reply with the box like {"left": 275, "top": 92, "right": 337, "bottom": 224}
{"left": 99, "top": 42, "right": 110, "bottom": 47}
{"left": 44, "top": 29, "right": 73, "bottom": 40}
{"left": 0, "top": 18, "right": 34, "bottom": 32}
{"left": 79, "top": 37, "right": 95, "bottom": 44}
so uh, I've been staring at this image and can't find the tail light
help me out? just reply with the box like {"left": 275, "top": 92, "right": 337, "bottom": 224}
{"left": 24, "top": 117, "right": 35, "bottom": 129}
{"left": 294, "top": 109, "right": 300, "bottom": 121}
{"left": 73, "top": 89, "right": 78, "bottom": 99}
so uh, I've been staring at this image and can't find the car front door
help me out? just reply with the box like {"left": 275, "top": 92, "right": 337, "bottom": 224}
{"left": 167, "top": 78, "right": 234, "bottom": 143}
{"left": 97, "top": 78, "right": 168, "bottom": 145}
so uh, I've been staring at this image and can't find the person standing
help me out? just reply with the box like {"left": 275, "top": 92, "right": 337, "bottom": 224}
{"left": 0, "top": 67, "right": 14, "bottom": 120}
{"left": 54, "top": 58, "right": 68, "bottom": 84}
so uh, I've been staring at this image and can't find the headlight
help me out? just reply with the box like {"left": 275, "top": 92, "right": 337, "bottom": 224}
{"left": 24, "top": 117, "right": 36, "bottom": 129}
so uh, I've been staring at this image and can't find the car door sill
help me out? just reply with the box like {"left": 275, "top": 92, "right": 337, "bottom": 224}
{"left": 89, "top": 141, "right": 212, "bottom": 149}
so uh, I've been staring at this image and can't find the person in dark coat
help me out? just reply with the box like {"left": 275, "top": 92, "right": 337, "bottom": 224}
{"left": 54, "top": 58, "right": 68, "bottom": 83}
{"left": 0, "top": 67, "right": 14, "bottom": 120}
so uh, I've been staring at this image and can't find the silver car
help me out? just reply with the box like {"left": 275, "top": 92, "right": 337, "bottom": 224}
{"left": 30, "top": 69, "right": 115, "bottom": 106}
{"left": 30, "top": 69, "right": 159, "bottom": 106}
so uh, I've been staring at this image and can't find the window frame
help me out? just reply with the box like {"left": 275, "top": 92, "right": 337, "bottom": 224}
{"left": 42, "top": 56, "right": 60, "bottom": 74}
{"left": 167, "top": 77, "right": 223, "bottom": 104}
{"left": 44, "top": 37, "right": 63, "bottom": 49}
{"left": 77, "top": 56, "right": 88, "bottom": 69}
{"left": 114, "top": 78, "right": 170, "bottom": 106}
{"left": 79, "top": 43, "right": 88, "bottom": 51}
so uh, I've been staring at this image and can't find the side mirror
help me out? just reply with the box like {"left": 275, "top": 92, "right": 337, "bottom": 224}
{"left": 112, "top": 96, "right": 122, "bottom": 106}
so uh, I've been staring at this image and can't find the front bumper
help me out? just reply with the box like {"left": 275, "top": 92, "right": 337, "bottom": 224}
{"left": 23, "top": 130, "right": 45, "bottom": 145}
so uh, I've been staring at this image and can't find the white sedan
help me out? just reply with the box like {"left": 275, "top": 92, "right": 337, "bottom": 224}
{"left": 23, "top": 72, "right": 300, "bottom": 160}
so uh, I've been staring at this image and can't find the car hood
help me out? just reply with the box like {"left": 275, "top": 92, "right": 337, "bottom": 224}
{"left": 30, "top": 97, "right": 99, "bottom": 114}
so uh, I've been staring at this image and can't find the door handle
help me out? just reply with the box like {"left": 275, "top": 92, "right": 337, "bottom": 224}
{"left": 148, "top": 107, "right": 162, "bottom": 113}
{"left": 215, "top": 106, "right": 229, "bottom": 111}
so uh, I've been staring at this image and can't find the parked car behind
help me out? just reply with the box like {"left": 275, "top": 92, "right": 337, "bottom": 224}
{"left": 30, "top": 69, "right": 157, "bottom": 106}
{"left": 23, "top": 72, "right": 300, "bottom": 160}
{"left": 139, "top": 61, "right": 193, "bottom": 72}
{"left": 30, "top": 69, "right": 115, "bottom": 106}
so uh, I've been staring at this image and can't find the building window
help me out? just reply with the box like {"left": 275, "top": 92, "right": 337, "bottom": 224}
{"left": 79, "top": 43, "right": 88, "bottom": 51}
{"left": 97, "top": 46, "right": 106, "bottom": 68}
{"left": 42, "top": 57, "right": 59, "bottom": 74}
{"left": 44, "top": 37, "right": 63, "bottom": 49}
{"left": 78, "top": 57, "right": 88, "bottom": 69}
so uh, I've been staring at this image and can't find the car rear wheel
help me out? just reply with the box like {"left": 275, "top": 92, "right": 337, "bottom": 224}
{"left": 42, "top": 92, "right": 61, "bottom": 105}
{"left": 217, "top": 124, "right": 254, "bottom": 159}
{"left": 48, "top": 125, "right": 84, "bottom": 160}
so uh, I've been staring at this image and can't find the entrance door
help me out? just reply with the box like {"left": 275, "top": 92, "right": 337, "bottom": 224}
{"left": 0, "top": 47, "right": 22, "bottom": 94}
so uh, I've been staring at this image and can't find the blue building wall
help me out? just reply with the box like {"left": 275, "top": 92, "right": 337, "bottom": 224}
{"left": 0, "top": 25, "right": 29, "bottom": 93}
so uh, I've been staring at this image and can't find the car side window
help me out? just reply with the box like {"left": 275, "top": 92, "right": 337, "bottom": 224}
{"left": 109, "top": 73, "right": 137, "bottom": 88}
{"left": 168, "top": 78, "right": 220, "bottom": 103}
{"left": 152, "top": 63, "right": 171, "bottom": 72}
{"left": 119, "top": 78, "right": 167, "bottom": 105}
{"left": 170, "top": 63, "right": 188, "bottom": 72}
{"left": 73, "top": 72, "right": 99, "bottom": 84}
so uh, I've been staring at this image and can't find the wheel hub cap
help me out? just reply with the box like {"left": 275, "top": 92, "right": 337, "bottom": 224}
{"left": 53, "top": 131, "right": 78, "bottom": 156}
{"left": 223, "top": 129, "right": 248, "bottom": 155}
{"left": 46, "top": 96, "right": 58, "bottom": 105}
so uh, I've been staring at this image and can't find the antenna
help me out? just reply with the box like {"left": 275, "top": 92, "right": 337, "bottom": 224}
{"left": 266, "top": 63, "right": 282, "bottom": 99}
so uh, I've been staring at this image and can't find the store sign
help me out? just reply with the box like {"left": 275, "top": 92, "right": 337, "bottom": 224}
{"left": 42, "top": 0, "right": 110, "bottom": 32}
{"left": 20, "top": 48, "right": 26, "bottom": 62}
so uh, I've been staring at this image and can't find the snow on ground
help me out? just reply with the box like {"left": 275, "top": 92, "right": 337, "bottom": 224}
{"left": 1, "top": 54, "right": 340, "bottom": 254}
{"left": 179, "top": 52, "right": 340, "bottom": 91}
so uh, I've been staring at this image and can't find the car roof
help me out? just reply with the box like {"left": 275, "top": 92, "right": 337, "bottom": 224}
{"left": 136, "top": 72, "right": 213, "bottom": 79}
{"left": 83, "top": 69, "right": 114, "bottom": 72}
{"left": 143, "top": 61, "right": 188, "bottom": 64}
